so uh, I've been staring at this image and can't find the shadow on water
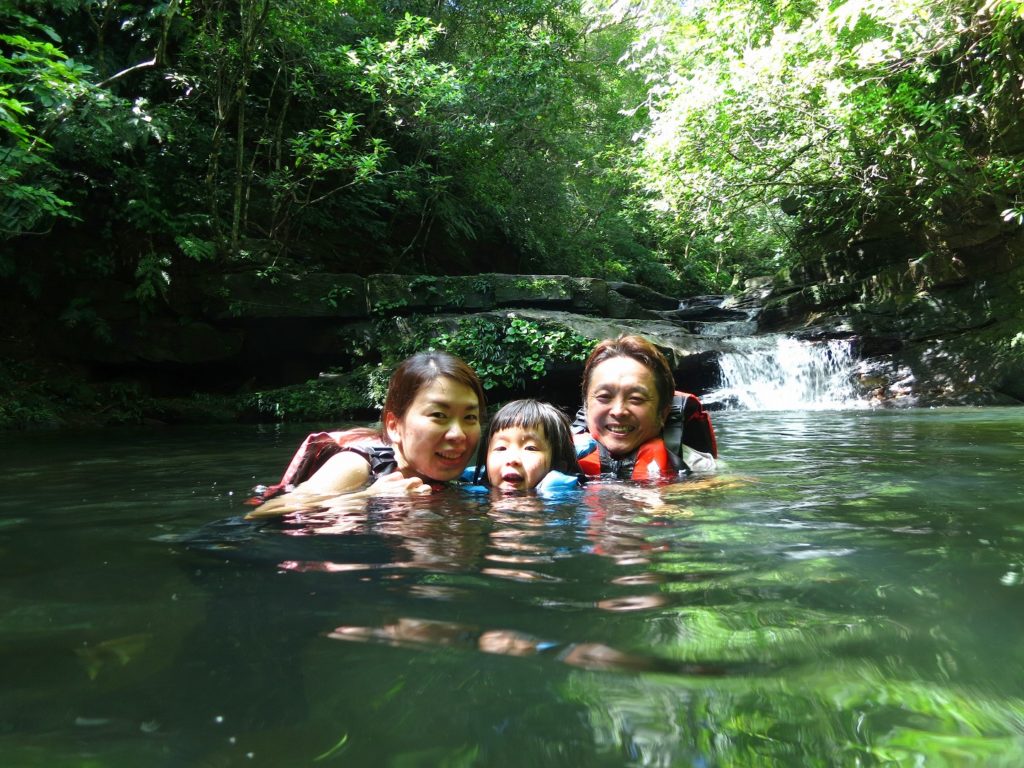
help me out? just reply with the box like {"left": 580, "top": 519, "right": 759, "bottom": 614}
{"left": 2, "top": 411, "right": 1024, "bottom": 765}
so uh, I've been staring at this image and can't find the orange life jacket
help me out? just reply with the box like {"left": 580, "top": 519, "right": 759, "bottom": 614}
{"left": 572, "top": 389, "right": 718, "bottom": 467}
{"left": 575, "top": 436, "right": 677, "bottom": 480}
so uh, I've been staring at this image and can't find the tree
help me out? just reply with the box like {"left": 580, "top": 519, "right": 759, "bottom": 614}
{"left": 617, "top": 0, "right": 1024, "bottom": 280}
{"left": 0, "top": 5, "right": 84, "bottom": 241}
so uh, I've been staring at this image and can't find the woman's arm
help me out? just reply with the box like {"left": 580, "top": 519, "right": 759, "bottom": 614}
{"left": 293, "top": 450, "right": 372, "bottom": 495}
{"left": 244, "top": 451, "right": 372, "bottom": 520}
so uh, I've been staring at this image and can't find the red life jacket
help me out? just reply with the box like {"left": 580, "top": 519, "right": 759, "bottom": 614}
{"left": 664, "top": 391, "right": 718, "bottom": 459}
{"left": 575, "top": 435, "right": 677, "bottom": 480}
{"left": 245, "top": 430, "right": 370, "bottom": 506}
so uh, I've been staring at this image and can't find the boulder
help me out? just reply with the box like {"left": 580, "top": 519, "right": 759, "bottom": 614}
{"left": 485, "top": 274, "right": 574, "bottom": 306}
{"left": 606, "top": 282, "right": 681, "bottom": 310}
{"left": 367, "top": 274, "right": 495, "bottom": 315}
{"left": 604, "top": 290, "right": 660, "bottom": 319}
{"left": 662, "top": 305, "right": 749, "bottom": 322}
{"left": 568, "top": 277, "right": 610, "bottom": 314}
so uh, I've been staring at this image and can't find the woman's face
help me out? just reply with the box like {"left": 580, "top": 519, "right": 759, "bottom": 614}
{"left": 585, "top": 356, "right": 666, "bottom": 458}
{"left": 486, "top": 425, "right": 553, "bottom": 492}
{"left": 385, "top": 376, "right": 481, "bottom": 482}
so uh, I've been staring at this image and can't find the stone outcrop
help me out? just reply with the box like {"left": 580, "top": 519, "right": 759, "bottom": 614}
{"left": 191, "top": 271, "right": 666, "bottom": 321}
{"left": 756, "top": 223, "right": 1024, "bottom": 406}
{"left": 39, "top": 240, "right": 1024, "bottom": 415}
{"left": 67, "top": 271, "right": 743, "bottom": 402}
{"left": 404, "top": 308, "right": 727, "bottom": 390}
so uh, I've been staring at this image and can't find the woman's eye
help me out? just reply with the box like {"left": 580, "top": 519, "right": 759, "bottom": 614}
{"left": 465, "top": 414, "right": 479, "bottom": 424}
{"left": 430, "top": 412, "right": 447, "bottom": 420}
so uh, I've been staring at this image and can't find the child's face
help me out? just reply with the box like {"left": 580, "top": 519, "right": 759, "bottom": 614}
{"left": 486, "top": 425, "right": 553, "bottom": 492}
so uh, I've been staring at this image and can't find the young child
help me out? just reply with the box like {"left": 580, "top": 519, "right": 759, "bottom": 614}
{"left": 472, "top": 399, "right": 582, "bottom": 494}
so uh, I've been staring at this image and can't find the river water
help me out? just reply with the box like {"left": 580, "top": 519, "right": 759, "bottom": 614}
{"left": 2, "top": 408, "right": 1023, "bottom": 766}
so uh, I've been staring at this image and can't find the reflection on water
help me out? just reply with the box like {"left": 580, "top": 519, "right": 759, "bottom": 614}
{"left": 1, "top": 411, "right": 1024, "bottom": 765}
{"left": 327, "top": 617, "right": 732, "bottom": 677}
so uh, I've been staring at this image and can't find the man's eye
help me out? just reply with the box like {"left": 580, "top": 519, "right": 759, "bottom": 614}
{"left": 593, "top": 394, "right": 612, "bottom": 403}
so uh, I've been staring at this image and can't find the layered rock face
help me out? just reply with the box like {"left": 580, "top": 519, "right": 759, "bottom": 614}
{"left": 44, "top": 271, "right": 735, "bottom": 403}
{"left": 757, "top": 220, "right": 1024, "bottom": 406}
{"left": 39, "top": 233, "right": 1024, "bottom": 412}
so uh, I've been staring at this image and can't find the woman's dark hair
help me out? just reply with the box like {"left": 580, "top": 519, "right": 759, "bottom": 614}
{"left": 580, "top": 334, "right": 674, "bottom": 413}
{"left": 474, "top": 399, "right": 580, "bottom": 483}
{"left": 381, "top": 352, "right": 486, "bottom": 444}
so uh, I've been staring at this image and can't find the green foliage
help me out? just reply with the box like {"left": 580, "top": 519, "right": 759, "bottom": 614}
{"left": 321, "top": 284, "right": 354, "bottom": 310}
{"left": 2, "top": 0, "right": 694, "bottom": 324}
{"left": 430, "top": 315, "right": 592, "bottom": 391}
{"left": 0, "top": 360, "right": 157, "bottom": 429}
{"left": 619, "top": 0, "right": 1024, "bottom": 276}
{"left": 241, "top": 372, "right": 372, "bottom": 422}
{"left": 58, "top": 297, "right": 112, "bottom": 343}
{"left": 513, "top": 277, "right": 559, "bottom": 292}
{"left": 6, "top": 0, "right": 1024, "bottom": 424}
{"left": 281, "top": 312, "right": 595, "bottom": 417}
{"left": 134, "top": 252, "right": 171, "bottom": 304}
{"left": 0, "top": 361, "right": 61, "bottom": 429}
{"left": 175, "top": 236, "right": 217, "bottom": 262}
{"left": 420, "top": 0, "right": 664, "bottom": 277}
{"left": 267, "top": 13, "right": 459, "bottom": 247}
{"left": 0, "top": 7, "right": 85, "bottom": 237}
{"left": 0, "top": 150, "right": 75, "bottom": 236}
{"left": 371, "top": 297, "right": 410, "bottom": 316}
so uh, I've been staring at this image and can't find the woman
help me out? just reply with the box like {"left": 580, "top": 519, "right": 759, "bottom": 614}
{"left": 247, "top": 351, "right": 485, "bottom": 518}
{"left": 574, "top": 335, "right": 684, "bottom": 479}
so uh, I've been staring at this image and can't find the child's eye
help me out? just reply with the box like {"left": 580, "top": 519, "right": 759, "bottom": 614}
{"left": 491, "top": 445, "right": 506, "bottom": 452}
{"left": 525, "top": 444, "right": 540, "bottom": 451}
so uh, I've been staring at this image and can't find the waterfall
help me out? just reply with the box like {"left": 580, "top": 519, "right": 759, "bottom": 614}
{"left": 704, "top": 335, "right": 865, "bottom": 411}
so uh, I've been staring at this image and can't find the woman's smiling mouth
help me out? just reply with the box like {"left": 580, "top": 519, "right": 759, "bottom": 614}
{"left": 435, "top": 449, "right": 468, "bottom": 465}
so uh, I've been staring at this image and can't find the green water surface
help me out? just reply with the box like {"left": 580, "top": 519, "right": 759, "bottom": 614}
{"left": 1, "top": 409, "right": 1023, "bottom": 767}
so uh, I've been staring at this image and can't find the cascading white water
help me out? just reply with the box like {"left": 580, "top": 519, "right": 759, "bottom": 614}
{"left": 705, "top": 335, "right": 866, "bottom": 411}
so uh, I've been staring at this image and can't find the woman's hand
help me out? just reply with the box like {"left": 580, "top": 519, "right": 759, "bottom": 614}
{"left": 244, "top": 470, "right": 432, "bottom": 520}
{"left": 364, "top": 471, "right": 434, "bottom": 496}
{"left": 244, "top": 490, "right": 337, "bottom": 519}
